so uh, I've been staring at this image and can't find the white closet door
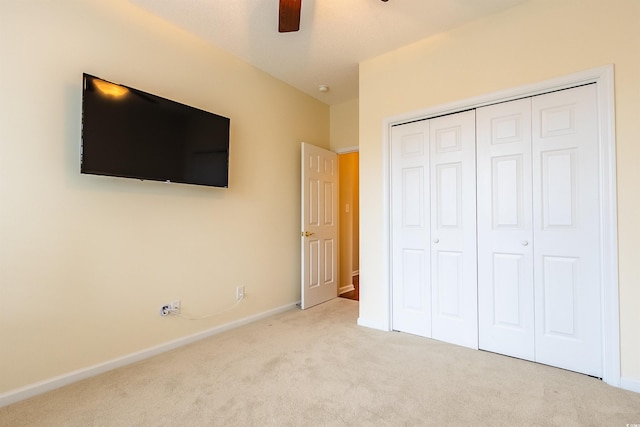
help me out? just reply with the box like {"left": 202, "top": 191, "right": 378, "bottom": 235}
{"left": 477, "top": 98, "right": 535, "bottom": 360}
{"left": 532, "top": 84, "right": 602, "bottom": 377}
{"left": 430, "top": 111, "right": 478, "bottom": 349}
{"left": 391, "top": 120, "right": 431, "bottom": 337}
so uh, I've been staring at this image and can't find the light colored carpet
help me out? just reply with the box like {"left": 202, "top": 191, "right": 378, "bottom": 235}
{"left": 1, "top": 298, "right": 639, "bottom": 426}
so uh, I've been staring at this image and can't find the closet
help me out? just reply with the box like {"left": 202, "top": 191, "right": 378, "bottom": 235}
{"left": 390, "top": 84, "right": 602, "bottom": 377}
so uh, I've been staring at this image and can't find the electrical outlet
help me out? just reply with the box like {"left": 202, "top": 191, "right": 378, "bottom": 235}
{"left": 236, "top": 286, "right": 245, "bottom": 301}
{"left": 159, "top": 300, "right": 180, "bottom": 316}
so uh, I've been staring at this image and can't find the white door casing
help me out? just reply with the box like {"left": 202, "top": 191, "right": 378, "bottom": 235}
{"left": 301, "top": 142, "right": 339, "bottom": 309}
{"left": 477, "top": 98, "right": 535, "bottom": 360}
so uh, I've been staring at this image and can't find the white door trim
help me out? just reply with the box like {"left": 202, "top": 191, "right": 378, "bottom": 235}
{"left": 334, "top": 146, "right": 359, "bottom": 154}
{"left": 380, "top": 65, "right": 619, "bottom": 387}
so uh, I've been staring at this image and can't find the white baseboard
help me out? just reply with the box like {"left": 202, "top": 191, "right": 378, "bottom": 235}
{"left": 621, "top": 376, "right": 640, "bottom": 394}
{"left": 0, "top": 302, "right": 299, "bottom": 408}
{"left": 357, "top": 317, "right": 390, "bottom": 332}
{"left": 338, "top": 284, "right": 355, "bottom": 295}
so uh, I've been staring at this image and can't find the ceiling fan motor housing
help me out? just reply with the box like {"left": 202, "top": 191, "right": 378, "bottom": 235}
{"left": 279, "top": 0, "right": 302, "bottom": 33}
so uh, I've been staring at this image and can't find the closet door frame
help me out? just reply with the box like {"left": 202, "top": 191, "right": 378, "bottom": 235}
{"left": 381, "top": 65, "right": 619, "bottom": 387}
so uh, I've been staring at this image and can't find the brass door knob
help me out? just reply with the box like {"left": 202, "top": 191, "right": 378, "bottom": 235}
{"left": 301, "top": 231, "right": 316, "bottom": 237}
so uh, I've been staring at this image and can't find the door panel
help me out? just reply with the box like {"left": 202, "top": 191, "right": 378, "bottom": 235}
{"left": 541, "top": 149, "right": 577, "bottom": 228}
{"left": 402, "top": 167, "right": 425, "bottom": 227}
{"left": 430, "top": 110, "right": 477, "bottom": 349}
{"left": 324, "top": 239, "right": 335, "bottom": 283}
{"left": 532, "top": 84, "right": 602, "bottom": 377}
{"left": 542, "top": 256, "right": 578, "bottom": 336}
{"left": 492, "top": 155, "right": 523, "bottom": 228}
{"left": 436, "top": 163, "right": 462, "bottom": 228}
{"left": 308, "top": 239, "right": 320, "bottom": 288}
{"left": 435, "top": 251, "right": 462, "bottom": 317}
{"left": 402, "top": 249, "right": 427, "bottom": 310}
{"left": 492, "top": 253, "right": 526, "bottom": 327}
{"left": 301, "top": 143, "right": 338, "bottom": 309}
{"left": 477, "top": 98, "right": 535, "bottom": 361}
{"left": 391, "top": 121, "right": 431, "bottom": 337}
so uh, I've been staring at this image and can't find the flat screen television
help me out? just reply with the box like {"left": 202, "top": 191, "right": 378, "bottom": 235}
{"left": 81, "top": 73, "right": 230, "bottom": 188}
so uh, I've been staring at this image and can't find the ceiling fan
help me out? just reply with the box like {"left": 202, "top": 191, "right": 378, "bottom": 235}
{"left": 278, "top": 0, "right": 388, "bottom": 33}
{"left": 279, "top": 0, "right": 302, "bottom": 33}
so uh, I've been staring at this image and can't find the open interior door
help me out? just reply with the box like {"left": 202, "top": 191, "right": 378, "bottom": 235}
{"left": 300, "top": 142, "right": 339, "bottom": 309}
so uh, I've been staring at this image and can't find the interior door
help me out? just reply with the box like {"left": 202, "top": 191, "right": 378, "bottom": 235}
{"left": 391, "top": 120, "right": 432, "bottom": 337}
{"left": 477, "top": 98, "right": 535, "bottom": 360}
{"left": 300, "top": 142, "right": 339, "bottom": 309}
{"left": 532, "top": 84, "right": 602, "bottom": 377}
{"left": 429, "top": 111, "right": 478, "bottom": 349}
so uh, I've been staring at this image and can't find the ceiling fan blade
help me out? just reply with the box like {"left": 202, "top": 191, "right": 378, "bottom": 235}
{"left": 279, "top": 0, "right": 301, "bottom": 33}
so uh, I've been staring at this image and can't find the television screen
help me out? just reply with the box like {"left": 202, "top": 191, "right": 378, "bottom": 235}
{"left": 81, "top": 73, "right": 230, "bottom": 188}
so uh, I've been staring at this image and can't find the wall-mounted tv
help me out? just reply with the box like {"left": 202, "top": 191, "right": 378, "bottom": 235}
{"left": 81, "top": 73, "right": 230, "bottom": 188}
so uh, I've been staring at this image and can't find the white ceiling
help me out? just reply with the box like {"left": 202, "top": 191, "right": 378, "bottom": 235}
{"left": 129, "top": 0, "right": 527, "bottom": 105}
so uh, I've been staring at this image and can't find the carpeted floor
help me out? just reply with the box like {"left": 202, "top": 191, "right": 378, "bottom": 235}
{"left": 1, "top": 298, "right": 639, "bottom": 426}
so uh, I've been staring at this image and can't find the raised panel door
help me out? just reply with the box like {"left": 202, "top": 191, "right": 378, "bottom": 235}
{"left": 477, "top": 98, "right": 535, "bottom": 360}
{"left": 430, "top": 110, "right": 478, "bottom": 349}
{"left": 391, "top": 120, "right": 431, "bottom": 337}
{"left": 301, "top": 143, "right": 339, "bottom": 309}
{"left": 532, "top": 84, "right": 602, "bottom": 377}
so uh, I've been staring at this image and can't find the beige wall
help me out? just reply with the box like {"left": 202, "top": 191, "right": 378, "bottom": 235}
{"left": 0, "top": 0, "right": 329, "bottom": 394}
{"left": 359, "top": 0, "right": 640, "bottom": 384}
{"left": 330, "top": 98, "right": 359, "bottom": 152}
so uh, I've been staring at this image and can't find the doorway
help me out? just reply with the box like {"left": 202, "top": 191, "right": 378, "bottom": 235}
{"left": 338, "top": 151, "right": 359, "bottom": 301}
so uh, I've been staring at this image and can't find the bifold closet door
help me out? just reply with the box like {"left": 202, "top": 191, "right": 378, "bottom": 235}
{"left": 429, "top": 111, "right": 477, "bottom": 349}
{"left": 391, "top": 111, "right": 477, "bottom": 349}
{"left": 477, "top": 98, "right": 535, "bottom": 361}
{"left": 391, "top": 120, "right": 431, "bottom": 337}
{"left": 477, "top": 84, "right": 602, "bottom": 377}
{"left": 532, "top": 84, "right": 601, "bottom": 377}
